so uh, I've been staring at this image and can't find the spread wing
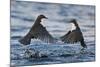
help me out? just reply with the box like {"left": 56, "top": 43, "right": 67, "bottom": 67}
{"left": 29, "top": 24, "right": 57, "bottom": 43}
{"left": 60, "top": 30, "right": 83, "bottom": 43}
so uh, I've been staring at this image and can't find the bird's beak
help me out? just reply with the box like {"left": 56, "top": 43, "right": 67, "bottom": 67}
{"left": 68, "top": 20, "right": 72, "bottom": 23}
{"left": 44, "top": 17, "right": 48, "bottom": 19}
{"left": 68, "top": 19, "right": 76, "bottom": 23}
{"left": 68, "top": 20, "right": 74, "bottom": 23}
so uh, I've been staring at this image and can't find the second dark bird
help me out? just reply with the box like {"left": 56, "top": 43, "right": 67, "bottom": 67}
{"left": 60, "top": 19, "right": 87, "bottom": 48}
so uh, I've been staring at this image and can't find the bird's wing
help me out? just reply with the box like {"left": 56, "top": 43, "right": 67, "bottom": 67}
{"left": 60, "top": 31, "right": 71, "bottom": 40}
{"left": 29, "top": 24, "right": 56, "bottom": 43}
{"left": 60, "top": 30, "right": 83, "bottom": 43}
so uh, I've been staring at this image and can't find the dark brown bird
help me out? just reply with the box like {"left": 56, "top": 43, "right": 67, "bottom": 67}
{"left": 19, "top": 15, "right": 56, "bottom": 45}
{"left": 60, "top": 19, "right": 87, "bottom": 48}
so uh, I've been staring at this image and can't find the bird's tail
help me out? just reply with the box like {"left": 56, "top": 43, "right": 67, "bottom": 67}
{"left": 80, "top": 39, "right": 87, "bottom": 48}
{"left": 19, "top": 34, "right": 31, "bottom": 45}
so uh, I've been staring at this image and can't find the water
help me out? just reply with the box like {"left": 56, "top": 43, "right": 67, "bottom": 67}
{"left": 10, "top": 0, "right": 95, "bottom": 66}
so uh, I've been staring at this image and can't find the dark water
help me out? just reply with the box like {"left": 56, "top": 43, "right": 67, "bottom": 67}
{"left": 10, "top": 1, "right": 95, "bottom": 66}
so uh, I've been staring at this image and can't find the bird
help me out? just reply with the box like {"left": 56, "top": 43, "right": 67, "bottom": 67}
{"left": 19, "top": 15, "right": 57, "bottom": 45}
{"left": 60, "top": 19, "right": 87, "bottom": 48}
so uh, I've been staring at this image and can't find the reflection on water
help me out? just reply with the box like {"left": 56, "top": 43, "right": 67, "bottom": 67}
{"left": 10, "top": 1, "right": 95, "bottom": 66}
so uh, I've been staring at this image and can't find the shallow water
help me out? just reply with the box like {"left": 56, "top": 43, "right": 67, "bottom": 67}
{"left": 10, "top": 1, "right": 95, "bottom": 66}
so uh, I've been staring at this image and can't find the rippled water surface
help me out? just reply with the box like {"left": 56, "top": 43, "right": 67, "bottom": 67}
{"left": 10, "top": 1, "right": 95, "bottom": 66}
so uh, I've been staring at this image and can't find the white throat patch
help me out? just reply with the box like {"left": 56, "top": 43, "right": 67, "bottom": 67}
{"left": 71, "top": 23, "right": 76, "bottom": 31}
{"left": 40, "top": 19, "right": 46, "bottom": 27}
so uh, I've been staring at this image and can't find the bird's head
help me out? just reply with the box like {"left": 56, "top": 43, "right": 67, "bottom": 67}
{"left": 36, "top": 15, "right": 48, "bottom": 26}
{"left": 69, "top": 19, "right": 77, "bottom": 25}
{"left": 69, "top": 19, "right": 78, "bottom": 31}
{"left": 69, "top": 19, "right": 80, "bottom": 31}
{"left": 38, "top": 15, "right": 48, "bottom": 19}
